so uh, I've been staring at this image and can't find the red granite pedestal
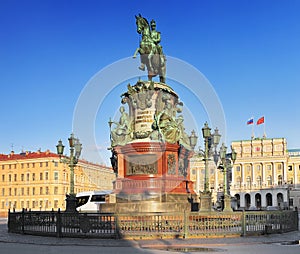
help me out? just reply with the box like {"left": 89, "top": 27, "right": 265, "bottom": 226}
{"left": 102, "top": 142, "right": 195, "bottom": 213}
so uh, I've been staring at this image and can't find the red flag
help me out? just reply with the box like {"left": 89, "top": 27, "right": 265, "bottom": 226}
{"left": 257, "top": 116, "right": 264, "bottom": 125}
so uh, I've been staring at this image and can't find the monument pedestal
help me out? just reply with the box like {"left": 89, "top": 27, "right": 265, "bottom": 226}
{"left": 102, "top": 142, "right": 195, "bottom": 213}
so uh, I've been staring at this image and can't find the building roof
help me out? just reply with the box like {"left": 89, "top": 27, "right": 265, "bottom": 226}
{"left": 0, "top": 150, "right": 59, "bottom": 161}
{"left": 232, "top": 137, "right": 286, "bottom": 143}
{"left": 288, "top": 149, "right": 300, "bottom": 157}
{"left": 0, "top": 150, "right": 113, "bottom": 170}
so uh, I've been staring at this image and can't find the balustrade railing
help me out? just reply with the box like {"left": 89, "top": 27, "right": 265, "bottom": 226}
{"left": 8, "top": 209, "right": 298, "bottom": 239}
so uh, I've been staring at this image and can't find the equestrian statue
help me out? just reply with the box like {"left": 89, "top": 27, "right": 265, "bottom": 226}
{"left": 133, "top": 14, "right": 166, "bottom": 83}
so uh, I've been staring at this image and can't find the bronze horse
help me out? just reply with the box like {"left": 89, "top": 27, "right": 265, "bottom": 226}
{"left": 133, "top": 14, "right": 166, "bottom": 83}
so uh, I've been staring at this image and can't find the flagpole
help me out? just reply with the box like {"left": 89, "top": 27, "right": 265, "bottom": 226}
{"left": 263, "top": 118, "right": 266, "bottom": 138}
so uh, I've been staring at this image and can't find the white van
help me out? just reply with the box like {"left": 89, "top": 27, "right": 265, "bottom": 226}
{"left": 76, "top": 190, "right": 112, "bottom": 212}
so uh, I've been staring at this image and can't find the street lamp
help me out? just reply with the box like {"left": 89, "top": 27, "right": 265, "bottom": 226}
{"left": 212, "top": 128, "right": 221, "bottom": 165}
{"left": 198, "top": 122, "right": 221, "bottom": 212}
{"left": 218, "top": 143, "right": 236, "bottom": 212}
{"left": 56, "top": 133, "right": 82, "bottom": 212}
{"left": 202, "top": 122, "right": 211, "bottom": 193}
{"left": 189, "top": 130, "right": 198, "bottom": 150}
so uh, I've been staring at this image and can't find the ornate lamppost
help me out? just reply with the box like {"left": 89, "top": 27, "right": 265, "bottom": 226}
{"left": 189, "top": 130, "right": 198, "bottom": 150}
{"left": 56, "top": 133, "right": 82, "bottom": 212}
{"left": 199, "top": 122, "right": 221, "bottom": 212}
{"left": 218, "top": 143, "right": 236, "bottom": 212}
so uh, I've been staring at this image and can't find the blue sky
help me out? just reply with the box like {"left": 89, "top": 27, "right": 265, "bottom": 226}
{"left": 1, "top": 0, "right": 300, "bottom": 165}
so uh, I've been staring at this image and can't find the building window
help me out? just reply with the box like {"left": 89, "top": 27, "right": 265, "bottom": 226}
{"left": 2, "top": 175, "right": 5, "bottom": 182}
{"left": 236, "top": 176, "right": 241, "bottom": 187}
{"left": 27, "top": 163, "right": 30, "bottom": 168}
{"left": 45, "top": 162, "right": 48, "bottom": 167}
{"left": 278, "top": 175, "right": 283, "bottom": 185}
{"left": 21, "top": 163, "right": 24, "bottom": 169}
{"left": 54, "top": 162, "right": 58, "bottom": 167}
{"left": 246, "top": 176, "right": 251, "bottom": 188}
{"left": 40, "top": 172, "right": 43, "bottom": 180}
{"left": 40, "top": 187, "right": 43, "bottom": 195}
{"left": 32, "top": 187, "right": 35, "bottom": 195}
{"left": 40, "top": 162, "right": 43, "bottom": 167}
{"left": 277, "top": 164, "right": 282, "bottom": 170}
{"left": 288, "top": 165, "right": 293, "bottom": 171}
{"left": 45, "top": 172, "right": 49, "bottom": 180}
{"left": 32, "top": 163, "right": 35, "bottom": 168}
{"left": 267, "top": 175, "right": 272, "bottom": 186}
{"left": 54, "top": 187, "right": 58, "bottom": 195}
{"left": 27, "top": 187, "right": 30, "bottom": 196}
{"left": 9, "top": 188, "right": 12, "bottom": 196}
{"left": 9, "top": 164, "right": 11, "bottom": 170}
{"left": 1, "top": 165, "right": 4, "bottom": 170}
{"left": 8, "top": 174, "right": 12, "bottom": 182}
{"left": 32, "top": 201, "right": 35, "bottom": 209}
{"left": 21, "top": 188, "right": 24, "bottom": 195}
{"left": 32, "top": 173, "right": 35, "bottom": 181}
{"left": 2, "top": 188, "right": 4, "bottom": 196}
{"left": 14, "top": 174, "right": 17, "bottom": 181}
{"left": 45, "top": 187, "right": 49, "bottom": 195}
{"left": 236, "top": 166, "right": 240, "bottom": 172}
{"left": 257, "top": 176, "right": 262, "bottom": 187}
{"left": 54, "top": 172, "right": 59, "bottom": 181}
{"left": 26, "top": 173, "right": 30, "bottom": 181}
{"left": 21, "top": 174, "right": 24, "bottom": 181}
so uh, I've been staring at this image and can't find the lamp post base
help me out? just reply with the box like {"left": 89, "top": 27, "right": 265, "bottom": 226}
{"left": 223, "top": 195, "right": 233, "bottom": 212}
{"left": 65, "top": 194, "right": 78, "bottom": 212}
{"left": 199, "top": 191, "right": 212, "bottom": 212}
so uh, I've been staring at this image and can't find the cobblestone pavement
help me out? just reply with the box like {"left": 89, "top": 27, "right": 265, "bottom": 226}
{"left": 1, "top": 217, "right": 299, "bottom": 254}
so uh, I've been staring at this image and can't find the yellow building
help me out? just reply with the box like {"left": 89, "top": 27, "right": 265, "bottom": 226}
{"left": 0, "top": 150, "right": 115, "bottom": 217}
{"left": 190, "top": 153, "right": 226, "bottom": 205}
{"left": 231, "top": 138, "right": 300, "bottom": 210}
{"left": 190, "top": 137, "right": 300, "bottom": 210}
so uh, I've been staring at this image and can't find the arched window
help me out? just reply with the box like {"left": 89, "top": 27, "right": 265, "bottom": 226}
{"left": 235, "top": 194, "right": 240, "bottom": 208}
{"left": 277, "top": 193, "right": 283, "bottom": 208}
{"left": 255, "top": 193, "right": 261, "bottom": 208}
{"left": 266, "top": 193, "right": 272, "bottom": 206}
{"left": 245, "top": 194, "right": 251, "bottom": 209}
